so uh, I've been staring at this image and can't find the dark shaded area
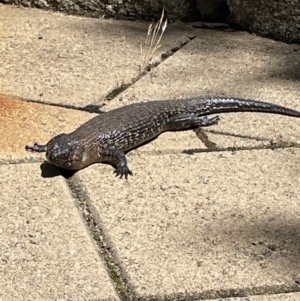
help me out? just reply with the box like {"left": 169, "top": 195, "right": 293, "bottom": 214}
{"left": 0, "top": 0, "right": 229, "bottom": 22}
{"left": 39, "top": 160, "right": 120, "bottom": 178}
{"left": 82, "top": 104, "right": 103, "bottom": 114}
{"left": 196, "top": 0, "right": 230, "bottom": 23}
{"left": 177, "top": 32, "right": 300, "bottom": 85}
{"left": 40, "top": 161, "right": 77, "bottom": 178}
{"left": 227, "top": 0, "right": 300, "bottom": 44}
{"left": 0, "top": 0, "right": 192, "bottom": 21}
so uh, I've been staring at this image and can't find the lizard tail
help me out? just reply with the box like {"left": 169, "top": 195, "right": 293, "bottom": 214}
{"left": 199, "top": 97, "right": 300, "bottom": 118}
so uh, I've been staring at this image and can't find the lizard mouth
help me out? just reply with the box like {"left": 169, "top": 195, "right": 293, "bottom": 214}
{"left": 46, "top": 149, "right": 83, "bottom": 169}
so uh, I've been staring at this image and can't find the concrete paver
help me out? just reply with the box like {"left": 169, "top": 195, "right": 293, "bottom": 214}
{"left": 0, "top": 164, "right": 119, "bottom": 301}
{"left": 104, "top": 30, "right": 300, "bottom": 148}
{"left": 78, "top": 149, "right": 300, "bottom": 299}
{"left": 106, "top": 29, "right": 300, "bottom": 108}
{"left": 0, "top": 5, "right": 195, "bottom": 107}
{"left": 86, "top": 27, "right": 300, "bottom": 299}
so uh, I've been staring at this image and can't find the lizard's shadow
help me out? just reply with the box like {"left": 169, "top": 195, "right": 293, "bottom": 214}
{"left": 40, "top": 161, "right": 117, "bottom": 179}
{"left": 40, "top": 162, "right": 77, "bottom": 179}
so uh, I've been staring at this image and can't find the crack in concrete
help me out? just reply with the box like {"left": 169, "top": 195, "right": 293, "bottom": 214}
{"left": 195, "top": 129, "right": 218, "bottom": 149}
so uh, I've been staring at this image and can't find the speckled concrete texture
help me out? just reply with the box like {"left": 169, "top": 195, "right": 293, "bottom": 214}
{"left": 77, "top": 149, "right": 300, "bottom": 299}
{"left": 104, "top": 30, "right": 300, "bottom": 148}
{"left": 0, "top": 5, "right": 195, "bottom": 107}
{"left": 105, "top": 30, "right": 300, "bottom": 108}
{"left": 0, "top": 164, "right": 119, "bottom": 301}
{"left": 81, "top": 27, "right": 300, "bottom": 300}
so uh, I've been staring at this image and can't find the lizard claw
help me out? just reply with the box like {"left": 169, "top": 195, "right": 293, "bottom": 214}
{"left": 114, "top": 166, "right": 133, "bottom": 180}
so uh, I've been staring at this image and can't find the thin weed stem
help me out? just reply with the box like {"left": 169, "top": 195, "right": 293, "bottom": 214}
{"left": 140, "top": 7, "right": 168, "bottom": 74}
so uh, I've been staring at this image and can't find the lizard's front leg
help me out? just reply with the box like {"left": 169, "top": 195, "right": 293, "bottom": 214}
{"left": 25, "top": 143, "right": 47, "bottom": 152}
{"left": 101, "top": 148, "right": 132, "bottom": 179}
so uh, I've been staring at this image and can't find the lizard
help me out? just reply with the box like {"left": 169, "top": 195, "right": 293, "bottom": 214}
{"left": 25, "top": 96, "right": 300, "bottom": 179}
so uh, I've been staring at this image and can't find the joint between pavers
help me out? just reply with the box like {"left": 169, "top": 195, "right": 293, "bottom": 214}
{"left": 182, "top": 143, "right": 300, "bottom": 156}
{"left": 0, "top": 158, "right": 44, "bottom": 166}
{"left": 206, "top": 129, "right": 284, "bottom": 143}
{"left": 133, "top": 284, "right": 300, "bottom": 301}
{"left": 103, "top": 36, "right": 196, "bottom": 102}
{"left": 197, "top": 129, "right": 300, "bottom": 152}
{"left": 126, "top": 141, "right": 300, "bottom": 158}
{"left": 67, "top": 176, "right": 134, "bottom": 301}
{"left": 195, "top": 129, "right": 218, "bottom": 149}
{"left": 17, "top": 95, "right": 105, "bottom": 114}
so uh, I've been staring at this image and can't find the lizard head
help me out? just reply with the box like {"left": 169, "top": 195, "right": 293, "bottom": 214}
{"left": 46, "top": 133, "right": 84, "bottom": 170}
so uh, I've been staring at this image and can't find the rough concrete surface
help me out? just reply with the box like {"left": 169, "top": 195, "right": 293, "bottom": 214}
{"left": 78, "top": 149, "right": 300, "bottom": 299}
{"left": 0, "top": 5, "right": 195, "bottom": 107}
{"left": 105, "top": 30, "right": 300, "bottom": 149}
{"left": 105, "top": 30, "right": 300, "bottom": 109}
{"left": 0, "top": 164, "right": 119, "bottom": 301}
{"left": 1, "top": 5, "right": 300, "bottom": 301}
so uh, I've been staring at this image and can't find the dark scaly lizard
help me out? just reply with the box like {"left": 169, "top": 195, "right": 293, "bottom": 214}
{"left": 25, "top": 96, "right": 300, "bottom": 179}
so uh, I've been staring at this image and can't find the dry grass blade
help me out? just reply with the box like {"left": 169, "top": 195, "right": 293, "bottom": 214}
{"left": 140, "top": 7, "right": 168, "bottom": 74}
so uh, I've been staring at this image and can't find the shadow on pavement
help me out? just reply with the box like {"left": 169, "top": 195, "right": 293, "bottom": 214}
{"left": 40, "top": 162, "right": 77, "bottom": 179}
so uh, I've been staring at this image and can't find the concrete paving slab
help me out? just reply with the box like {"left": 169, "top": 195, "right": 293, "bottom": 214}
{"left": 0, "top": 163, "right": 119, "bottom": 301}
{"left": 210, "top": 292, "right": 300, "bottom": 301}
{"left": 77, "top": 148, "right": 300, "bottom": 299}
{"left": 104, "top": 30, "right": 300, "bottom": 147}
{"left": 0, "top": 94, "right": 97, "bottom": 164}
{"left": 106, "top": 30, "right": 300, "bottom": 107}
{"left": 0, "top": 5, "right": 195, "bottom": 107}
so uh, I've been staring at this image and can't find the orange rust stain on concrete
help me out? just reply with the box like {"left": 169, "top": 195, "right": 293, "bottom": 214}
{"left": 0, "top": 94, "right": 93, "bottom": 159}
{"left": 0, "top": 94, "right": 42, "bottom": 154}
{"left": 0, "top": 95, "right": 25, "bottom": 114}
